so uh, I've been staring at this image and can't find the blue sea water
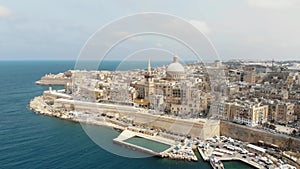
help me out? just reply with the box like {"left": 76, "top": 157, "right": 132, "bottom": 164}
{"left": 0, "top": 61, "right": 254, "bottom": 169}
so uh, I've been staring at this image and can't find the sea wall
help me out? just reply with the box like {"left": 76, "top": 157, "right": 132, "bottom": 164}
{"left": 125, "top": 112, "right": 220, "bottom": 139}
{"left": 220, "top": 121, "right": 300, "bottom": 151}
{"left": 54, "top": 98, "right": 220, "bottom": 139}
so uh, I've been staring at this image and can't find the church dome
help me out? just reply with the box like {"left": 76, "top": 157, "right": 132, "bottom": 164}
{"left": 166, "top": 56, "right": 185, "bottom": 72}
{"left": 166, "top": 56, "right": 185, "bottom": 81}
{"left": 167, "top": 62, "right": 185, "bottom": 72}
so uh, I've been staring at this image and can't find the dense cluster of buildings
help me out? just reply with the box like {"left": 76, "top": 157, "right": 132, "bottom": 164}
{"left": 71, "top": 56, "right": 213, "bottom": 118}
{"left": 68, "top": 57, "right": 300, "bottom": 134}
{"left": 217, "top": 62, "right": 300, "bottom": 128}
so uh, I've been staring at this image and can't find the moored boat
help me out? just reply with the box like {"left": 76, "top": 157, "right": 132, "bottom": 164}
{"left": 210, "top": 157, "right": 225, "bottom": 169}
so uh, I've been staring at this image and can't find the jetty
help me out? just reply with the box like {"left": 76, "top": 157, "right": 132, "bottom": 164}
{"left": 198, "top": 147, "right": 263, "bottom": 169}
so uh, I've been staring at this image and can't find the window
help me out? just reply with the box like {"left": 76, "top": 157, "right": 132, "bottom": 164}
{"left": 173, "top": 89, "right": 181, "bottom": 97}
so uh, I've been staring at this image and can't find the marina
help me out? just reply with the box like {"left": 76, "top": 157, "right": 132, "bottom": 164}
{"left": 196, "top": 136, "right": 289, "bottom": 169}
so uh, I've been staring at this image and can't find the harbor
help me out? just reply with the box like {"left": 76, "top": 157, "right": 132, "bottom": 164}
{"left": 196, "top": 136, "right": 298, "bottom": 169}
{"left": 29, "top": 92, "right": 298, "bottom": 169}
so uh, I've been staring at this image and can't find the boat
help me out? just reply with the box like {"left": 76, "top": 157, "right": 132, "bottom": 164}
{"left": 210, "top": 157, "right": 225, "bottom": 169}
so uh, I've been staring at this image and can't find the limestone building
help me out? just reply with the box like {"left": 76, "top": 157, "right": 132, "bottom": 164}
{"left": 131, "top": 56, "right": 208, "bottom": 117}
{"left": 220, "top": 100, "right": 268, "bottom": 126}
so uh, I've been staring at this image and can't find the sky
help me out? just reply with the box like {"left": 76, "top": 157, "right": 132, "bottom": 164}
{"left": 0, "top": 0, "right": 300, "bottom": 61}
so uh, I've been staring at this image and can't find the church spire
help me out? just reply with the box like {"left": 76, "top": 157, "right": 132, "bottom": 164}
{"left": 148, "top": 57, "right": 151, "bottom": 75}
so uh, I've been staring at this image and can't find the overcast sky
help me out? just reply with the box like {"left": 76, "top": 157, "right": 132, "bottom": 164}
{"left": 0, "top": 0, "right": 300, "bottom": 61}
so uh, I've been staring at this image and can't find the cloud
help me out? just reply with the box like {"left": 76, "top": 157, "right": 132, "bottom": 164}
{"left": 112, "top": 31, "right": 144, "bottom": 42}
{"left": 0, "top": 5, "right": 11, "bottom": 17}
{"left": 155, "top": 42, "right": 163, "bottom": 47}
{"left": 189, "top": 20, "right": 211, "bottom": 35}
{"left": 248, "top": 0, "right": 296, "bottom": 9}
{"left": 113, "top": 31, "right": 130, "bottom": 38}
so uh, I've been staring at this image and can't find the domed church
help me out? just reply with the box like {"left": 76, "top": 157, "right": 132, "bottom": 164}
{"left": 166, "top": 56, "right": 185, "bottom": 81}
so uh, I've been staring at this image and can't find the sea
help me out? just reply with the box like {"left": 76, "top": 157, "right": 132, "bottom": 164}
{"left": 0, "top": 60, "right": 254, "bottom": 169}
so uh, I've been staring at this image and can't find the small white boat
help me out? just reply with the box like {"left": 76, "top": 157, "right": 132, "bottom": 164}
{"left": 210, "top": 157, "right": 225, "bottom": 169}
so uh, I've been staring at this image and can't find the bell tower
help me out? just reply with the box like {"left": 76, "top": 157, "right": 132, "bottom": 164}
{"left": 145, "top": 57, "right": 155, "bottom": 102}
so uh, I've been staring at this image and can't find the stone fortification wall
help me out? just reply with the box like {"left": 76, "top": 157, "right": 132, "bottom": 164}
{"left": 54, "top": 98, "right": 220, "bottom": 139}
{"left": 220, "top": 121, "right": 300, "bottom": 151}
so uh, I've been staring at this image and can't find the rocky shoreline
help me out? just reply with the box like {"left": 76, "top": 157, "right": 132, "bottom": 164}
{"left": 29, "top": 96, "right": 125, "bottom": 130}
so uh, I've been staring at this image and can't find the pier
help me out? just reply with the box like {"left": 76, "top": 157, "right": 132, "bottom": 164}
{"left": 197, "top": 146, "right": 264, "bottom": 169}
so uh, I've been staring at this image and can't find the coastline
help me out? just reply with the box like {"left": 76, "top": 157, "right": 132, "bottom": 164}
{"left": 27, "top": 95, "right": 267, "bottom": 168}
{"left": 28, "top": 95, "right": 198, "bottom": 161}
{"left": 29, "top": 96, "right": 125, "bottom": 131}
